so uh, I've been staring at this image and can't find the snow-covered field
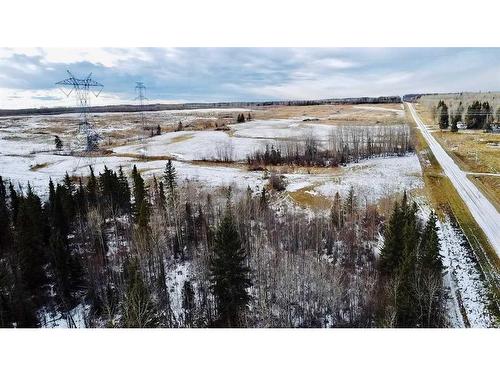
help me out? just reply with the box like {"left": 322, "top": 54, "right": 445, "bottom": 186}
{"left": 1, "top": 112, "right": 416, "bottom": 203}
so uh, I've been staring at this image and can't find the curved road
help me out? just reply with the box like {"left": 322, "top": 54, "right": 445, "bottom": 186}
{"left": 406, "top": 102, "right": 500, "bottom": 256}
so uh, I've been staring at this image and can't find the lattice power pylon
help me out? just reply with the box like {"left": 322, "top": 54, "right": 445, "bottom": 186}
{"left": 135, "top": 82, "right": 148, "bottom": 130}
{"left": 56, "top": 70, "right": 104, "bottom": 151}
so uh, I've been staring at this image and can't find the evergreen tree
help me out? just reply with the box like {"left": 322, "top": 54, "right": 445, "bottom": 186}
{"left": 131, "top": 165, "right": 147, "bottom": 221}
{"left": 122, "top": 258, "right": 158, "bottom": 328}
{"left": 9, "top": 183, "right": 19, "bottom": 224}
{"left": 210, "top": 210, "right": 252, "bottom": 327}
{"left": 54, "top": 135, "right": 63, "bottom": 150}
{"left": 437, "top": 101, "right": 449, "bottom": 129}
{"left": 117, "top": 166, "right": 131, "bottom": 213}
{"left": 379, "top": 201, "right": 405, "bottom": 274}
{"left": 75, "top": 178, "right": 87, "bottom": 217}
{"left": 451, "top": 101, "right": 464, "bottom": 127}
{"left": 182, "top": 280, "right": 195, "bottom": 326}
{"left": 14, "top": 185, "right": 48, "bottom": 297}
{"left": 481, "top": 102, "right": 492, "bottom": 130}
{"left": 0, "top": 177, "right": 12, "bottom": 256}
{"left": 163, "top": 160, "right": 177, "bottom": 201}
{"left": 259, "top": 187, "right": 268, "bottom": 210}
{"left": 419, "top": 212, "right": 442, "bottom": 275}
{"left": 156, "top": 124, "right": 161, "bottom": 135}
{"left": 86, "top": 166, "right": 98, "bottom": 207}
{"left": 330, "top": 191, "right": 343, "bottom": 229}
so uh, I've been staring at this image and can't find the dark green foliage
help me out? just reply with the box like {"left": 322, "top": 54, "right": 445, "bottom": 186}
{"left": 98, "top": 166, "right": 131, "bottom": 214}
{"left": 379, "top": 194, "right": 444, "bottom": 327}
{"left": 54, "top": 135, "right": 63, "bottom": 150}
{"left": 14, "top": 185, "right": 48, "bottom": 296}
{"left": 86, "top": 166, "right": 98, "bottom": 207}
{"left": 0, "top": 177, "right": 12, "bottom": 256}
{"left": 330, "top": 191, "right": 344, "bottom": 229}
{"left": 436, "top": 100, "right": 449, "bottom": 129}
{"left": 210, "top": 210, "right": 252, "bottom": 327}
{"left": 450, "top": 101, "right": 464, "bottom": 127}
{"left": 163, "top": 160, "right": 177, "bottom": 200}
{"left": 46, "top": 178, "right": 84, "bottom": 307}
{"left": 379, "top": 201, "right": 405, "bottom": 274}
{"left": 182, "top": 280, "right": 195, "bottom": 326}
{"left": 237, "top": 113, "right": 246, "bottom": 123}
{"left": 465, "top": 101, "right": 493, "bottom": 129}
{"left": 75, "top": 178, "right": 87, "bottom": 216}
{"left": 122, "top": 258, "right": 158, "bottom": 328}
{"left": 131, "top": 165, "right": 148, "bottom": 224}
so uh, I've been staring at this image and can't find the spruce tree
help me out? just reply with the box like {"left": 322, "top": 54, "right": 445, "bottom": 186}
{"left": 14, "top": 185, "right": 48, "bottom": 297}
{"left": 117, "top": 166, "right": 131, "bottom": 213}
{"left": 437, "top": 101, "right": 449, "bottom": 129}
{"left": 164, "top": 160, "right": 177, "bottom": 201}
{"left": 0, "top": 177, "right": 12, "bottom": 256}
{"left": 86, "top": 166, "right": 98, "bottom": 207}
{"left": 379, "top": 201, "right": 404, "bottom": 274}
{"left": 122, "top": 258, "right": 158, "bottom": 328}
{"left": 54, "top": 135, "right": 63, "bottom": 150}
{"left": 131, "top": 165, "right": 147, "bottom": 221}
{"left": 210, "top": 210, "right": 252, "bottom": 327}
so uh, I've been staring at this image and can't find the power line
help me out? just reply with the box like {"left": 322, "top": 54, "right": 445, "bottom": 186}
{"left": 135, "top": 82, "right": 148, "bottom": 130}
{"left": 56, "top": 70, "right": 104, "bottom": 151}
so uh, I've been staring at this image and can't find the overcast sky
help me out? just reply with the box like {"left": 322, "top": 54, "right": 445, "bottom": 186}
{"left": 1, "top": 48, "right": 499, "bottom": 109}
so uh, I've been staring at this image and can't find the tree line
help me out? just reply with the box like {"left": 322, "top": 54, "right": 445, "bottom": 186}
{"left": 0, "top": 165, "right": 445, "bottom": 328}
{"left": 436, "top": 100, "right": 497, "bottom": 130}
{"left": 246, "top": 125, "right": 412, "bottom": 167}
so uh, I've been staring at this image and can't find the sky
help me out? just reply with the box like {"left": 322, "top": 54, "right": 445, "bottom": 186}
{"left": 0, "top": 48, "right": 499, "bottom": 109}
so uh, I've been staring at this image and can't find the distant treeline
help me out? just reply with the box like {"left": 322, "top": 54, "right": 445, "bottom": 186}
{"left": 0, "top": 96, "right": 402, "bottom": 117}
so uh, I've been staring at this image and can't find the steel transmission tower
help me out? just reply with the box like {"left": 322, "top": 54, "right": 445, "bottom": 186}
{"left": 135, "top": 82, "right": 149, "bottom": 129}
{"left": 56, "top": 70, "right": 104, "bottom": 151}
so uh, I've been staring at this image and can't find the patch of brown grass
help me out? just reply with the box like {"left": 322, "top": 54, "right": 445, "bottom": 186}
{"left": 468, "top": 175, "right": 500, "bottom": 211}
{"left": 287, "top": 185, "right": 332, "bottom": 210}
{"left": 432, "top": 130, "right": 500, "bottom": 174}
{"left": 169, "top": 133, "right": 194, "bottom": 144}
{"left": 30, "top": 162, "right": 50, "bottom": 171}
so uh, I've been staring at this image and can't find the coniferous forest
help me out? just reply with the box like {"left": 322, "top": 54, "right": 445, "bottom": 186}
{"left": 0, "top": 161, "right": 445, "bottom": 328}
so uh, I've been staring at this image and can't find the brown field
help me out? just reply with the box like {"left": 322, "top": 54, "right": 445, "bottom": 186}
{"left": 286, "top": 184, "right": 332, "bottom": 210}
{"left": 253, "top": 103, "right": 406, "bottom": 125}
{"left": 468, "top": 174, "right": 500, "bottom": 211}
{"left": 431, "top": 130, "right": 500, "bottom": 174}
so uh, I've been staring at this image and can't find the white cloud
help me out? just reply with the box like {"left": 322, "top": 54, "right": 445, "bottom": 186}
{"left": 0, "top": 48, "right": 153, "bottom": 68}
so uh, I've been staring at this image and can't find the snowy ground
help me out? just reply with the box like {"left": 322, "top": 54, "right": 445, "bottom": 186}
{"left": 439, "top": 219, "right": 498, "bottom": 327}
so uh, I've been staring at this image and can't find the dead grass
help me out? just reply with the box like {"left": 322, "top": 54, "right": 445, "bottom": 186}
{"left": 30, "top": 162, "right": 50, "bottom": 171}
{"left": 432, "top": 130, "right": 500, "bottom": 174}
{"left": 468, "top": 175, "right": 500, "bottom": 212}
{"left": 254, "top": 103, "right": 405, "bottom": 125}
{"left": 169, "top": 133, "right": 194, "bottom": 144}
{"left": 287, "top": 185, "right": 332, "bottom": 210}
